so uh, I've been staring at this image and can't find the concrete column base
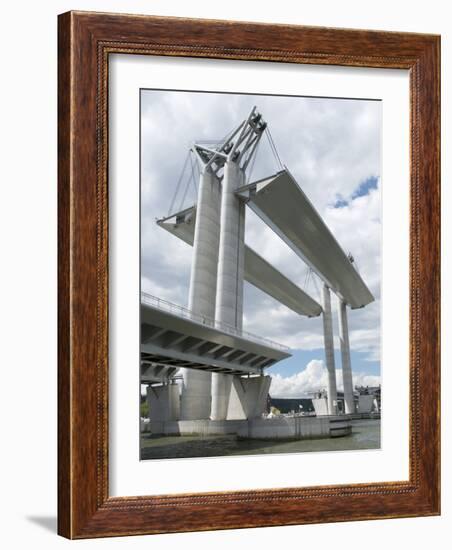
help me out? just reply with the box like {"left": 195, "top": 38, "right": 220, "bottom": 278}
{"left": 227, "top": 375, "right": 271, "bottom": 420}
{"left": 358, "top": 394, "right": 374, "bottom": 413}
{"left": 210, "top": 373, "right": 233, "bottom": 420}
{"left": 147, "top": 384, "right": 180, "bottom": 423}
{"left": 180, "top": 370, "right": 211, "bottom": 420}
{"left": 312, "top": 397, "right": 329, "bottom": 416}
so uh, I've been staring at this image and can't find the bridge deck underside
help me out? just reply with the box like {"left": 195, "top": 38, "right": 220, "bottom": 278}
{"left": 141, "top": 363, "right": 179, "bottom": 385}
{"left": 141, "top": 304, "right": 290, "bottom": 377}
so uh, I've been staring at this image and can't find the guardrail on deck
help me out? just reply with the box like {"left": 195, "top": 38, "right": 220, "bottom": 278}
{"left": 141, "top": 292, "right": 289, "bottom": 353}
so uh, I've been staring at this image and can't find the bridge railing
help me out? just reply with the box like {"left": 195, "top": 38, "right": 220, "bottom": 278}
{"left": 141, "top": 292, "right": 289, "bottom": 353}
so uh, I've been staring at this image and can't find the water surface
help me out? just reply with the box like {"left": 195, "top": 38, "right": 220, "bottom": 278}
{"left": 140, "top": 419, "right": 380, "bottom": 460}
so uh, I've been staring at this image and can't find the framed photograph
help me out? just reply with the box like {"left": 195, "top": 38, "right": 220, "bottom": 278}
{"left": 58, "top": 11, "right": 440, "bottom": 538}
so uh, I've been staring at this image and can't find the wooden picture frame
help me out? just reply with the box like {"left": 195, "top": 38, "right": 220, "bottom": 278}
{"left": 58, "top": 11, "right": 440, "bottom": 538}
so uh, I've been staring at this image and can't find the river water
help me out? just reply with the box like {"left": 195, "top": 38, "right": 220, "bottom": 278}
{"left": 140, "top": 419, "right": 380, "bottom": 460}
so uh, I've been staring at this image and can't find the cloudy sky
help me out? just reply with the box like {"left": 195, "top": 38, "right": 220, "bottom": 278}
{"left": 141, "top": 89, "right": 381, "bottom": 398}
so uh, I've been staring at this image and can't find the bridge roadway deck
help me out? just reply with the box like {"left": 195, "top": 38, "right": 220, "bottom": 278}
{"left": 141, "top": 294, "right": 291, "bottom": 378}
{"left": 236, "top": 169, "right": 374, "bottom": 309}
{"left": 157, "top": 206, "right": 322, "bottom": 317}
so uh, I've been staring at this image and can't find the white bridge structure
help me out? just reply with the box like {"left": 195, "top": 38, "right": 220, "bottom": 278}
{"left": 141, "top": 107, "right": 374, "bottom": 437}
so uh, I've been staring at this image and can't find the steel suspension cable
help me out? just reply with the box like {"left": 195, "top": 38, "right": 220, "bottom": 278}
{"left": 167, "top": 151, "right": 190, "bottom": 216}
{"left": 178, "top": 168, "right": 193, "bottom": 212}
{"left": 265, "top": 126, "right": 284, "bottom": 170}
{"left": 246, "top": 137, "right": 261, "bottom": 184}
{"left": 189, "top": 150, "right": 198, "bottom": 195}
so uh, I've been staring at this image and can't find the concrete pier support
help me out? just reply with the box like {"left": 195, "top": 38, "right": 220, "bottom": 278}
{"left": 227, "top": 375, "right": 271, "bottom": 420}
{"left": 312, "top": 396, "right": 329, "bottom": 416}
{"left": 147, "top": 384, "right": 180, "bottom": 423}
{"left": 358, "top": 394, "right": 374, "bottom": 413}
{"left": 211, "top": 161, "right": 246, "bottom": 420}
{"left": 337, "top": 297, "right": 355, "bottom": 414}
{"left": 321, "top": 284, "right": 338, "bottom": 415}
{"left": 180, "top": 169, "right": 221, "bottom": 420}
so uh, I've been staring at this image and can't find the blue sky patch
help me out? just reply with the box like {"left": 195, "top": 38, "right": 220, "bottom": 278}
{"left": 352, "top": 176, "right": 378, "bottom": 199}
{"left": 333, "top": 197, "right": 348, "bottom": 208}
{"left": 333, "top": 176, "right": 379, "bottom": 208}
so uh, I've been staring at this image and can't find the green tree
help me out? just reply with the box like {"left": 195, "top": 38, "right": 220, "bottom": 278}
{"left": 140, "top": 398, "right": 149, "bottom": 418}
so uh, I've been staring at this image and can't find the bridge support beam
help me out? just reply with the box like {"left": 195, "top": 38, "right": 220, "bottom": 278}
{"left": 211, "top": 160, "right": 246, "bottom": 420}
{"left": 227, "top": 375, "right": 271, "bottom": 420}
{"left": 337, "top": 296, "right": 355, "bottom": 414}
{"left": 180, "top": 169, "right": 221, "bottom": 420}
{"left": 321, "top": 284, "right": 338, "bottom": 415}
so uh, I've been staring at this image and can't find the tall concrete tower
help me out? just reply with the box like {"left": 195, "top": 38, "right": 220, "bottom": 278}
{"left": 180, "top": 166, "right": 221, "bottom": 420}
{"left": 211, "top": 107, "right": 267, "bottom": 420}
{"left": 180, "top": 109, "right": 265, "bottom": 420}
{"left": 337, "top": 297, "right": 355, "bottom": 414}
{"left": 210, "top": 157, "right": 246, "bottom": 419}
{"left": 321, "top": 284, "right": 338, "bottom": 415}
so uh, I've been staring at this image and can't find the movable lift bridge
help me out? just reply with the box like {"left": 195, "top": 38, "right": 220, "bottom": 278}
{"left": 142, "top": 107, "right": 374, "bottom": 423}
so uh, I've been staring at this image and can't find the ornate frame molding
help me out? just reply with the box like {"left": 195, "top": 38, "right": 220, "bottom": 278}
{"left": 58, "top": 11, "right": 440, "bottom": 538}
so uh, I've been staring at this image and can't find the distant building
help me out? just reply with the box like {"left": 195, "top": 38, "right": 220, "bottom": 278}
{"left": 271, "top": 386, "right": 381, "bottom": 417}
{"left": 355, "top": 385, "right": 381, "bottom": 412}
{"left": 267, "top": 396, "right": 315, "bottom": 415}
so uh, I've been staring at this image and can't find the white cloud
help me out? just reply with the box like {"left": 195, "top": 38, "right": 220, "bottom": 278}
{"left": 269, "top": 360, "right": 381, "bottom": 398}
